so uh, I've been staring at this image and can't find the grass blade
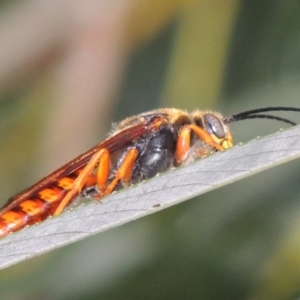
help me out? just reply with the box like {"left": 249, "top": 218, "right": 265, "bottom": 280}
{"left": 0, "top": 126, "right": 300, "bottom": 269}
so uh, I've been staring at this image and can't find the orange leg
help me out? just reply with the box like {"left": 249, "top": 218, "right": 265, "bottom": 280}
{"left": 175, "top": 126, "right": 191, "bottom": 164}
{"left": 189, "top": 125, "right": 224, "bottom": 151}
{"left": 102, "top": 148, "right": 139, "bottom": 196}
{"left": 175, "top": 125, "right": 224, "bottom": 164}
{"left": 54, "top": 148, "right": 110, "bottom": 215}
{"left": 95, "top": 149, "right": 110, "bottom": 191}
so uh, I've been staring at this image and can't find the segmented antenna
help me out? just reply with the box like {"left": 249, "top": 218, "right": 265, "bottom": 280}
{"left": 224, "top": 106, "right": 300, "bottom": 126}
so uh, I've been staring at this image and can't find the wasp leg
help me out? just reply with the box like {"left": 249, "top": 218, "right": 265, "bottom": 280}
{"left": 54, "top": 148, "right": 109, "bottom": 215}
{"left": 102, "top": 148, "right": 139, "bottom": 196}
{"left": 95, "top": 149, "right": 110, "bottom": 191}
{"left": 189, "top": 124, "right": 224, "bottom": 151}
{"left": 175, "top": 125, "right": 224, "bottom": 164}
{"left": 175, "top": 126, "right": 191, "bottom": 164}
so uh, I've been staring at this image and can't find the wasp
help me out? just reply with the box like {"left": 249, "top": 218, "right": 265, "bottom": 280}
{"left": 0, "top": 106, "right": 299, "bottom": 237}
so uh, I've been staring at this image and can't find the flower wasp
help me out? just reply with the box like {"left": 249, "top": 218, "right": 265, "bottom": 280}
{"left": 0, "top": 106, "right": 300, "bottom": 238}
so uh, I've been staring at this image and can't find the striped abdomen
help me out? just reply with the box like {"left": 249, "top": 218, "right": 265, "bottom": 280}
{"left": 0, "top": 170, "right": 96, "bottom": 237}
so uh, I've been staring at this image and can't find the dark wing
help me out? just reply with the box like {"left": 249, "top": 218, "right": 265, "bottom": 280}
{"left": 1, "top": 115, "right": 165, "bottom": 214}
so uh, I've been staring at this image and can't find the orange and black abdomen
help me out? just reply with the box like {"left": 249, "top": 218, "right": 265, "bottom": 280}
{"left": 0, "top": 170, "right": 95, "bottom": 237}
{"left": 0, "top": 115, "right": 167, "bottom": 238}
{"left": 0, "top": 124, "right": 177, "bottom": 237}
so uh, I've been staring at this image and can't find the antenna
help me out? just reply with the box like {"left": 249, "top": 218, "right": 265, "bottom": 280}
{"left": 224, "top": 106, "right": 300, "bottom": 126}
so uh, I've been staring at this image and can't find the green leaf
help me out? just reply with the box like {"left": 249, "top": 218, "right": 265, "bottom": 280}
{"left": 0, "top": 125, "right": 300, "bottom": 270}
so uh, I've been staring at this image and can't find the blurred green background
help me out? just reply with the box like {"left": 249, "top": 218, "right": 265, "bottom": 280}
{"left": 1, "top": 1, "right": 300, "bottom": 299}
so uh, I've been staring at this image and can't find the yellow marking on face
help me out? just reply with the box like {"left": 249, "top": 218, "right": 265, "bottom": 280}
{"left": 222, "top": 139, "right": 233, "bottom": 149}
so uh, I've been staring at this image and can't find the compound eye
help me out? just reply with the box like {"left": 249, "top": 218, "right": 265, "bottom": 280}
{"left": 204, "top": 114, "right": 225, "bottom": 138}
